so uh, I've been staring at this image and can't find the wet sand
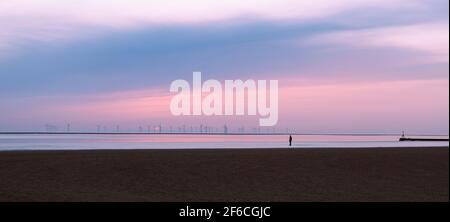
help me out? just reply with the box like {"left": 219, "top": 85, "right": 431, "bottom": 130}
{"left": 0, "top": 147, "right": 448, "bottom": 201}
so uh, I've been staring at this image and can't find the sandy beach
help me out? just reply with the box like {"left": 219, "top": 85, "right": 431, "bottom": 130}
{"left": 0, "top": 147, "right": 448, "bottom": 202}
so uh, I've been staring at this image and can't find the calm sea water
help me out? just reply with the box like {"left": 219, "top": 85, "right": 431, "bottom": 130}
{"left": 0, "top": 134, "right": 448, "bottom": 151}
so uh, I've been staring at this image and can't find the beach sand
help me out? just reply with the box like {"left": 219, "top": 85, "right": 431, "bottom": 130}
{"left": 0, "top": 147, "right": 448, "bottom": 202}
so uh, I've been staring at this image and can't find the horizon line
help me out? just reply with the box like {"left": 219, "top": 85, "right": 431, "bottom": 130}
{"left": 0, "top": 132, "right": 448, "bottom": 137}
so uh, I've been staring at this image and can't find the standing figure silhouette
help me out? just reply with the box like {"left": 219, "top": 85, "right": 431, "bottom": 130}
{"left": 289, "top": 135, "right": 292, "bottom": 147}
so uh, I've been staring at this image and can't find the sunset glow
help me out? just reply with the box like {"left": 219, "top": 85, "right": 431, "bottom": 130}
{"left": 0, "top": 0, "right": 448, "bottom": 134}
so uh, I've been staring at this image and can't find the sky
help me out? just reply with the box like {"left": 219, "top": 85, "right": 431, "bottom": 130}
{"left": 0, "top": 0, "right": 448, "bottom": 134}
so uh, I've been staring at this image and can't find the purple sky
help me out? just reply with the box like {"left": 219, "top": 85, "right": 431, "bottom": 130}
{"left": 0, "top": 0, "right": 448, "bottom": 134}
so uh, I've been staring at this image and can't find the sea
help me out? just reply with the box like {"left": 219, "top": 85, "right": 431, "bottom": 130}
{"left": 0, "top": 133, "right": 448, "bottom": 151}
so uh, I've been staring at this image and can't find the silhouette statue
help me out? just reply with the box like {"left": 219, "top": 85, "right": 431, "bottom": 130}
{"left": 289, "top": 135, "right": 292, "bottom": 147}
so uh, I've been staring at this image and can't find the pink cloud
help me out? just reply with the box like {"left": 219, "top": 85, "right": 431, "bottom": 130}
{"left": 277, "top": 78, "right": 449, "bottom": 133}
{"left": 306, "top": 22, "right": 449, "bottom": 63}
{"left": 0, "top": 0, "right": 423, "bottom": 58}
{"left": 0, "top": 75, "right": 447, "bottom": 134}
